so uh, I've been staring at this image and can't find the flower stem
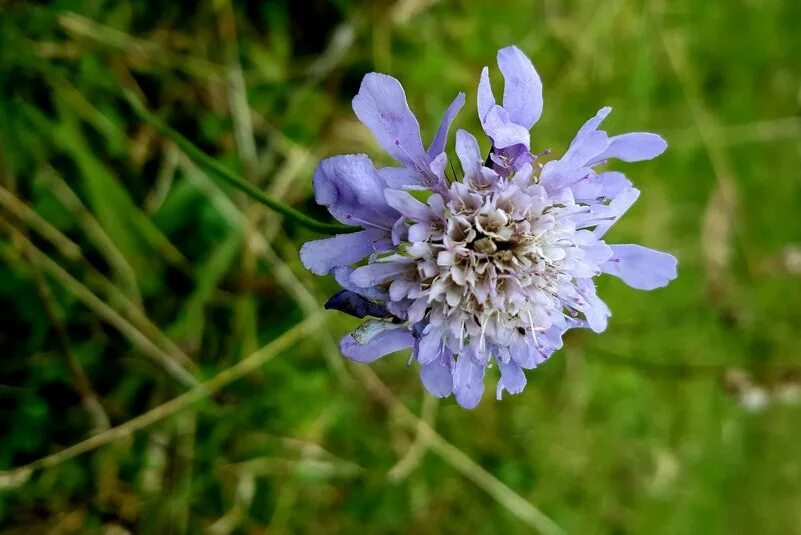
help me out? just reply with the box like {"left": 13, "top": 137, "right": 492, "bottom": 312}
{"left": 125, "top": 91, "right": 356, "bottom": 234}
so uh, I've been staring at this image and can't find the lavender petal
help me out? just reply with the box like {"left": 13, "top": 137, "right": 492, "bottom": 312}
{"left": 352, "top": 73, "right": 427, "bottom": 169}
{"left": 603, "top": 244, "right": 678, "bottom": 290}
{"left": 427, "top": 92, "right": 466, "bottom": 159}
{"left": 313, "top": 154, "right": 397, "bottom": 227}
{"left": 340, "top": 322, "right": 415, "bottom": 363}
{"left": 300, "top": 229, "right": 388, "bottom": 275}
{"left": 497, "top": 45, "right": 543, "bottom": 129}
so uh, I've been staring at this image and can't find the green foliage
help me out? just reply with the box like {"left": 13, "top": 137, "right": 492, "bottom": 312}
{"left": 1, "top": 0, "right": 800, "bottom": 533}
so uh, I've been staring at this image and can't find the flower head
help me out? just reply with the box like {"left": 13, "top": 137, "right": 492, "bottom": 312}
{"left": 301, "top": 46, "right": 677, "bottom": 408}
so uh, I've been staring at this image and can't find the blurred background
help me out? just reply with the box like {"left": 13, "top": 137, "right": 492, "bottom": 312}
{"left": 1, "top": 0, "right": 800, "bottom": 533}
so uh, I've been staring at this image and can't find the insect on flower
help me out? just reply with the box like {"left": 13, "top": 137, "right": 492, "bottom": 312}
{"left": 301, "top": 46, "right": 677, "bottom": 408}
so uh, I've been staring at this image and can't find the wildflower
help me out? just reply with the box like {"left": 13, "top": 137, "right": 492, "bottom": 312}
{"left": 301, "top": 46, "right": 677, "bottom": 408}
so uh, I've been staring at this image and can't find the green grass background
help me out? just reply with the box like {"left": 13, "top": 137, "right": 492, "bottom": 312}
{"left": 1, "top": 0, "right": 800, "bottom": 533}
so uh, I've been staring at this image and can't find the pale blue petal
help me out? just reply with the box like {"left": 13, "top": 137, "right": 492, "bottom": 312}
{"left": 477, "top": 66, "right": 495, "bottom": 123}
{"left": 569, "top": 172, "right": 604, "bottom": 201}
{"left": 313, "top": 154, "right": 397, "bottom": 227}
{"left": 594, "top": 187, "right": 640, "bottom": 237}
{"left": 576, "top": 106, "right": 612, "bottom": 138}
{"left": 378, "top": 166, "right": 424, "bottom": 189}
{"left": 352, "top": 73, "right": 427, "bottom": 168}
{"left": 542, "top": 107, "right": 613, "bottom": 174}
{"left": 453, "top": 360, "right": 485, "bottom": 409}
{"left": 495, "top": 358, "right": 527, "bottom": 399}
{"left": 300, "top": 229, "right": 387, "bottom": 275}
{"left": 428, "top": 92, "right": 466, "bottom": 159}
{"left": 455, "top": 129, "right": 483, "bottom": 179}
{"left": 574, "top": 279, "right": 611, "bottom": 333}
{"left": 429, "top": 152, "right": 448, "bottom": 181}
{"left": 482, "top": 105, "right": 530, "bottom": 149}
{"left": 416, "top": 328, "right": 445, "bottom": 365}
{"left": 603, "top": 244, "right": 678, "bottom": 290}
{"left": 340, "top": 322, "right": 414, "bottom": 363}
{"left": 589, "top": 132, "right": 667, "bottom": 164}
{"left": 384, "top": 189, "right": 431, "bottom": 221}
{"left": 420, "top": 351, "right": 454, "bottom": 397}
{"left": 453, "top": 346, "right": 486, "bottom": 409}
{"left": 597, "top": 171, "right": 632, "bottom": 198}
{"left": 350, "top": 261, "right": 413, "bottom": 287}
{"left": 563, "top": 130, "right": 608, "bottom": 169}
{"left": 497, "top": 45, "right": 543, "bottom": 129}
{"left": 509, "top": 342, "right": 539, "bottom": 369}
{"left": 539, "top": 161, "right": 592, "bottom": 192}
{"left": 331, "top": 266, "right": 387, "bottom": 301}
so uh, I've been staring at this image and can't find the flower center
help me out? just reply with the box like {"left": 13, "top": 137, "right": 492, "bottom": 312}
{"left": 403, "top": 182, "right": 581, "bottom": 348}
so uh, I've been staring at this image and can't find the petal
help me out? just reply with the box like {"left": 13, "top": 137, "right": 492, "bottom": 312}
{"left": 535, "top": 319, "right": 568, "bottom": 358}
{"left": 589, "top": 132, "right": 667, "bottom": 164}
{"left": 453, "top": 345, "right": 486, "bottom": 409}
{"left": 603, "top": 244, "right": 678, "bottom": 290}
{"left": 576, "top": 106, "right": 612, "bottom": 138}
{"left": 352, "top": 73, "right": 427, "bottom": 168}
{"left": 456, "top": 129, "right": 483, "bottom": 179}
{"left": 495, "top": 358, "right": 527, "bottom": 399}
{"left": 510, "top": 342, "right": 539, "bottom": 369}
{"left": 388, "top": 278, "right": 415, "bottom": 301}
{"left": 574, "top": 279, "right": 610, "bottom": 333}
{"left": 429, "top": 152, "right": 448, "bottom": 182}
{"left": 491, "top": 144, "right": 535, "bottom": 177}
{"left": 541, "top": 107, "right": 613, "bottom": 176}
{"left": 597, "top": 171, "right": 632, "bottom": 199}
{"left": 594, "top": 187, "right": 640, "bottom": 237}
{"left": 539, "top": 321, "right": 567, "bottom": 354}
{"left": 313, "top": 154, "right": 397, "bottom": 227}
{"left": 539, "top": 109, "right": 614, "bottom": 187}
{"left": 574, "top": 229, "right": 614, "bottom": 265}
{"left": 539, "top": 160, "right": 588, "bottom": 192}
{"left": 416, "top": 328, "right": 444, "bottom": 365}
{"left": 300, "top": 229, "right": 387, "bottom": 275}
{"left": 408, "top": 222, "right": 431, "bottom": 242}
{"left": 324, "top": 289, "right": 391, "bottom": 319}
{"left": 387, "top": 299, "right": 411, "bottom": 321}
{"left": 406, "top": 296, "right": 428, "bottom": 324}
{"left": 483, "top": 105, "right": 530, "bottom": 150}
{"left": 506, "top": 145, "right": 536, "bottom": 170}
{"left": 497, "top": 45, "right": 543, "bottom": 129}
{"left": 350, "top": 261, "right": 413, "bottom": 287}
{"left": 378, "top": 166, "right": 424, "bottom": 189}
{"left": 331, "top": 266, "right": 387, "bottom": 301}
{"left": 420, "top": 352, "right": 454, "bottom": 398}
{"left": 511, "top": 163, "right": 534, "bottom": 186}
{"left": 569, "top": 172, "right": 604, "bottom": 201}
{"left": 429, "top": 194, "right": 446, "bottom": 216}
{"left": 477, "top": 66, "right": 496, "bottom": 123}
{"left": 340, "top": 322, "right": 414, "bottom": 363}
{"left": 563, "top": 130, "right": 609, "bottom": 169}
{"left": 384, "top": 189, "right": 431, "bottom": 221}
{"left": 427, "top": 92, "right": 466, "bottom": 159}
{"left": 392, "top": 217, "right": 408, "bottom": 245}
{"left": 583, "top": 300, "right": 610, "bottom": 333}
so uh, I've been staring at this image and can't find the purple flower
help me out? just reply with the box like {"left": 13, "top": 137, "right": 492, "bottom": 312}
{"left": 301, "top": 46, "right": 677, "bottom": 409}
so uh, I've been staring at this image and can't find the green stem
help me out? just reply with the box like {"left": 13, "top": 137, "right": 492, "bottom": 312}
{"left": 125, "top": 91, "right": 357, "bottom": 234}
